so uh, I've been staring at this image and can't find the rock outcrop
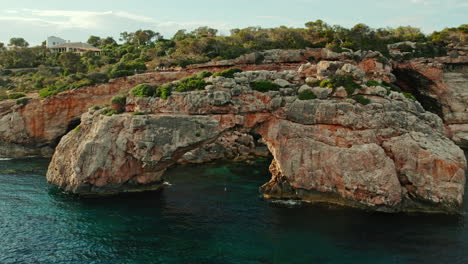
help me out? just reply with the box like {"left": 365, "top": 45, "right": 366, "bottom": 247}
{"left": 394, "top": 55, "right": 468, "bottom": 148}
{"left": 3, "top": 47, "right": 465, "bottom": 158}
{"left": 47, "top": 69, "right": 467, "bottom": 213}
{"left": 0, "top": 72, "right": 192, "bottom": 157}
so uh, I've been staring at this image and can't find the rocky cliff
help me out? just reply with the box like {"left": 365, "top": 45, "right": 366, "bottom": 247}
{"left": 47, "top": 67, "right": 467, "bottom": 213}
{"left": 2, "top": 48, "right": 466, "bottom": 158}
{"left": 0, "top": 72, "right": 192, "bottom": 157}
{"left": 394, "top": 55, "right": 468, "bottom": 148}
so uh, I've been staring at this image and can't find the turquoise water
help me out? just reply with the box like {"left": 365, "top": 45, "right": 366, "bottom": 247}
{"left": 0, "top": 156, "right": 466, "bottom": 264}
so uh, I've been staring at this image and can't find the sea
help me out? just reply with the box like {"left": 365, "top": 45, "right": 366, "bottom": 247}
{"left": 0, "top": 153, "right": 466, "bottom": 264}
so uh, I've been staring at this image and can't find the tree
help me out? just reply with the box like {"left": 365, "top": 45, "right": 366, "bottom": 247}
{"left": 101, "top": 37, "right": 117, "bottom": 46}
{"left": 305, "top": 19, "right": 330, "bottom": 33}
{"left": 0, "top": 42, "right": 5, "bottom": 51}
{"left": 8, "top": 37, "right": 29, "bottom": 48}
{"left": 172, "top": 30, "right": 193, "bottom": 42}
{"left": 191, "top": 26, "right": 218, "bottom": 38}
{"left": 87, "top": 36, "right": 101, "bottom": 47}
{"left": 58, "top": 52, "right": 85, "bottom": 74}
{"left": 120, "top": 30, "right": 162, "bottom": 46}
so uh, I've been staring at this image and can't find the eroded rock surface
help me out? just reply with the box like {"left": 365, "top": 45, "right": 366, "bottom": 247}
{"left": 394, "top": 56, "right": 468, "bottom": 148}
{"left": 47, "top": 69, "right": 467, "bottom": 213}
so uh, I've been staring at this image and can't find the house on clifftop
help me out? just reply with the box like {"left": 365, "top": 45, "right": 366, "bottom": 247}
{"left": 49, "top": 42, "right": 101, "bottom": 55}
{"left": 46, "top": 36, "right": 101, "bottom": 55}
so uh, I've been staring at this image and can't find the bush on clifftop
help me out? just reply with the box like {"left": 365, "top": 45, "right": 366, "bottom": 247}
{"left": 320, "top": 75, "right": 361, "bottom": 96}
{"left": 131, "top": 83, "right": 157, "bottom": 97}
{"left": 353, "top": 94, "right": 371, "bottom": 105}
{"left": 213, "top": 68, "right": 243, "bottom": 78}
{"left": 250, "top": 81, "right": 280, "bottom": 92}
{"left": 298, "top": 90, "right": 317, "bottom": 100}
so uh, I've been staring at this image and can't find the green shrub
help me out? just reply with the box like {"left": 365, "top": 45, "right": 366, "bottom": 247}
{"left": 320, "top": 75, "right": 361, "bottom": 96}
{"left": 101, "top": 108, "right": 121, "bottom": 116}
{"left": 73, "top": 125, "right": 81, "bottom": 132}
{"left": 176, "top": 78, "right": 207, "bottom": 92}
{"left": 131, "top": 83, "right": 157, "bottom": 97}
{"left": 0, "top": 69, "right": 12, "bottom": 76}
{"left": 366, "top": 80, "right": 381, "bottom": 87}
{"left": 403, "top": 92, "right": 416, "bottom": 101}
{"left": 15, "top": 71, "right": 28, "bottom": 77}
{"left": 69, "top": 78, "right": 94, "bottom": 89}
{"left": 0, "top": 94, "right": 8, "bottom": 100}
{"left": 132, "top": 112, "right": 145, "bottom": 115}
{"left": 39, "top": 87, "right": 59, "bottom": 98}
{"left": 319, "top": 79, "right": 333, "bottom": 88}
{"left": 353, "top": 94, "right": 371, "bottom": 105}
{"left": 255, "top": 53, "right": 265, "bottom": 64}
{"left": 87, "top": 72, "right": 109, "bottom": 84}
{"left": 197, "top": 70, "right": 212, "bottom": 78}
{"left": 16, "top": 97, "right": 29, "bottom": 106}
{"left": 298, "top": 90, "right": 317, "bottom": 100}
{"left": 110, "top": 94, "right": 126, "bottom": 105}
{"left": 213, "top": 68, "right": 243, "bottom": 78}
{"left": 381, "top": 81, "right": 391, "bottom": 88}
{"left": 376, "top": 56, "right": 388, "bottom": 65}
{"left": 8, "top": 93, "right": 25, "bottom": 99}
{"left": 108, "top": 69, "right": 134, "bottom": 78}
{"left": 108, "top": 60, "right": 147, "bottom": 78}
{"left": 250, "top": 81, "right": 280, "bottom": 92}
{"left": 158, "top": 84, "right": 172, "bottom": 99}
{"left": 307, "top": 80, "right": 321, "bottom": 87}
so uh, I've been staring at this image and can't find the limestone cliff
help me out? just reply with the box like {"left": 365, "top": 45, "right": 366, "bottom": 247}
{"left": 394, "top": 53, "right": 468, "bottom": 148}
{"left": 0, "top": 72, "right": 191, "bottom": 157}
{"left": 2, "top": 48, "right": 466, "bottom": 159}
{"left": 47, "top": 69, "right": 466, "bottom": 213}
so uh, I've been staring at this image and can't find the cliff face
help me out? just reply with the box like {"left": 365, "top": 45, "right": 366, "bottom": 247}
{"left": 394, "top": 55, "right": 468, "bottom": 149}
{"left": 2, "top": 48, "right": 465, "bottom": 159}
{"left": 47, "top": 69, "right": 467, "bottom": 213}
{"left": 0, "top": 72, "right": 192, "bottom": 157}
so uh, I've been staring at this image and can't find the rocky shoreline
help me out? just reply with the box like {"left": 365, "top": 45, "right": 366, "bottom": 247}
{"left": 46, "top": 64, "right": 466, "bottom": 213}
{"left": 0, "top": 48, "right": 466, "bottom": 213}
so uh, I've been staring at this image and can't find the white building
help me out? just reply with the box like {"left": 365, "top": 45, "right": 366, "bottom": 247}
{"left": 46, "top": 36, "right": 67, "bottom": 48}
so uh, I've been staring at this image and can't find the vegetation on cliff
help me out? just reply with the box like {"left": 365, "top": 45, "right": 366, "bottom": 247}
{"left": 0, "top": 21, "right": 466, "bottom": 99}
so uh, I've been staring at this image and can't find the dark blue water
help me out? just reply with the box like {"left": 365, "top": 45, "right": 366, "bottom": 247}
{"left": 0, "top": 156, "right": 466, "bottom": 264}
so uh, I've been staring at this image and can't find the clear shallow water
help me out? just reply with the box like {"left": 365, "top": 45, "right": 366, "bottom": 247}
{"left": 0, "top": 156, "right": 466, "bottom": 264}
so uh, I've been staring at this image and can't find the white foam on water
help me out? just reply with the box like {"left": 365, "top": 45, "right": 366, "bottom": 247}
{"left": 269, "top": 199, "right": 303, "bottom": 207}
{"left": 0, "top": 158, "right": 12, "bottom": 161}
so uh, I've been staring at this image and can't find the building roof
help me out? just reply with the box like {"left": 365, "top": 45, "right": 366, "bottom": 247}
{"left": 50, "top": 42, "right": 101, "bottom": 52}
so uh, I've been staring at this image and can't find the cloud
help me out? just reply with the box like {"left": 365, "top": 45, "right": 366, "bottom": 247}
{"left": 0, "top": 9, "right": 232, "bottom": 45}
{"left": 410, "top": 0, "right": 430, "bottom": 5}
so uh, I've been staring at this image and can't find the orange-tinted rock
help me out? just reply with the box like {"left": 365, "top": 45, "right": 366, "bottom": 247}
{"left": 47, "top": 78, "right": 466, "bottom": 213}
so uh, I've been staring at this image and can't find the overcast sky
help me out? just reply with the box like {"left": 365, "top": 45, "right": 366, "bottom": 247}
{"left": 0, "top": 0, "right": 466, "bottom": 45}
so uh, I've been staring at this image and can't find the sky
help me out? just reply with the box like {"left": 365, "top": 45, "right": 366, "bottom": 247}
{"left": 0, "top": 0, "right": 466, "bottom": 46}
